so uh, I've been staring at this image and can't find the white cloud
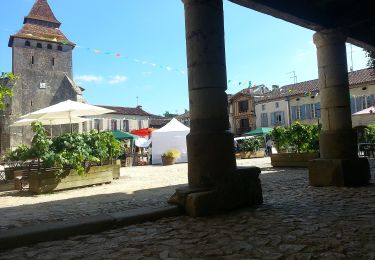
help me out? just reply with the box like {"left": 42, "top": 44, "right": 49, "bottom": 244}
{"left": 108, "top": 75, "right": 128, "bottom": 85}
{"left": 142, "top": 71, "right": 153, "bottom": 76}
{"left": 75, "top": 75, "right": 103, "bottom": 83}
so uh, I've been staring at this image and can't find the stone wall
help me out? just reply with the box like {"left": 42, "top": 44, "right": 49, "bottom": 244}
{"left": 1, "top": 39, "right": 79, "bottom": 152}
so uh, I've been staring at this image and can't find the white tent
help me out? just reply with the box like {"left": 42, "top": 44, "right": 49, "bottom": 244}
{"left": 151, "top": 118, "right": 190, "bottom": 164}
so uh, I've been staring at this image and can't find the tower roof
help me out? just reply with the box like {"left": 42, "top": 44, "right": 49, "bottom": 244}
{"left": 8, "top": 0, "right": 74, "bottom": 47}
{"left": 24, "top": 0, "right": 61, "bottom": 26}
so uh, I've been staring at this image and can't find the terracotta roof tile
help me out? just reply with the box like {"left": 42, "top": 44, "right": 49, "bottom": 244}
{"left": 25, "top": 0, "right": 60, "bottom": 25}
{"left": 12, "top": 23, "right": 74, "bottom": 46}
{"left": 98, "top": 105, "right": 153, "bottom": 117}
{"left": 253, "top": 68, "right": 375, "bottom": 103}
{"left": 149, "top": 118, "right": 171, "bottom": 128}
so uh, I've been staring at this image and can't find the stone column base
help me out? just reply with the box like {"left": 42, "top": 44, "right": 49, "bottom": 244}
{"left": 169, "top": 166, "right": 263, "bottom": 217}
{"left": 308, "top": 158, "right": 370, "bottom": 187}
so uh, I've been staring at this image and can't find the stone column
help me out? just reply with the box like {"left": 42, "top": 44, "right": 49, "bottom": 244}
{"left": 169, "top": 0, "right": 263, "bottom": 216}
{"left": 309, "top": 29, "right": 370, "bottom": 186}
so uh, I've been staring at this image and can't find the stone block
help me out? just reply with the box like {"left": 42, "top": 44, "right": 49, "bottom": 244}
{"left": 308, "top": 158, "right": 370, "bottom": 187}
{"left": 171, "top": 166, "right": 263, "bottom": 217}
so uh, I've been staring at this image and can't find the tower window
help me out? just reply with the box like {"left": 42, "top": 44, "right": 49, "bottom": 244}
{"left": 47, "top": 44, "right": 52, "bottom": 49}
{"left": 31, "top": 56, "right": 34, "bottom": 65}
{"left": 37, "top": 43, "right": 42, "bottom": 48}
{"left": 57, "top": 45, "right": 63, "bottom": 51}
{"left": 25, "top": 41, "right": 31, "bottom": 47}
{"left": 52, "top": 58, "right": 55, "bottom": 66}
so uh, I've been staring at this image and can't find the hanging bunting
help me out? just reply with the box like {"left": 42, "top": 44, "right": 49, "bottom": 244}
{"left": 73, "top": 44, "right": 186, "bottom": 76}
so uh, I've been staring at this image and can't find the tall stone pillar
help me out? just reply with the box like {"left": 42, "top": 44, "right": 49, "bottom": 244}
{"left": 169, "top": 0, "right": 263, "bottom": 216}
{"left": 309, "top": 29, "right": 370, "bottom": 186}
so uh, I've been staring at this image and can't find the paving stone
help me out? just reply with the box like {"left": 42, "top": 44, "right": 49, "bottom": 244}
{"left": 0, "top": 158, "right": 374, "bottom": 259}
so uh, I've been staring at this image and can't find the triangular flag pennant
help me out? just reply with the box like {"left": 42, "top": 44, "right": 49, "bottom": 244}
{"left": 115, "top": 53, "right": 121, "bottom": 57}
{"left": 94, "top": 50, "right": 101, "bottom": 53}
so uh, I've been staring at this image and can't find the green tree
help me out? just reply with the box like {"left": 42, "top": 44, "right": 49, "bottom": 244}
{"left": 365, "top": 50, "right": 375, "bottom": 69}
{"left": 271, "top": 126, "right": 288, "bottom": 152}
{"left": 286, "top": 122, "right": 310, "bottom": 153}
{"left": 0, "top": 72, "right": 16, "bottom": 111}
{"left": 163, "top": 111, "right": 178, "bottom": 118}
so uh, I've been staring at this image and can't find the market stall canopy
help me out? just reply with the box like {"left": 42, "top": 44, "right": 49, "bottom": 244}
{"left": 20, "top": 100, "right": 115, "bottom": 120}
{"left": 130, "top": 128, "right": 155, "bottom": 138}
{"left": 152, "top": 118, "right": 190, "bottom": 164}
{"left": 353, "top": 106, "right": 375, "bottom": 115}
{"left": 109, "top": 130, "right": 139, "bottom": 140}
{"left": 242, "top": 127, "right": 273, "bottom": 136}
{"left": 11, "top": 116, "right": 89, "bottom": 127}
{"left": 135, "top": 138, "right": 152, "bottom": 148}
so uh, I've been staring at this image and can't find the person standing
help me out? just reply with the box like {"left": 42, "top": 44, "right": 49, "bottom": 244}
{"left": 266, "top": 138, "right": 274, "bottom": 156}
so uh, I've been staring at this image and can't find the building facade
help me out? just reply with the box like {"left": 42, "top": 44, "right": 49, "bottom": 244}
{"left": 0, "top": 0, "right": 83, "bottom": 152}
{"left": 254, "top": 68, "right": 375, "bottom": 129}
{"left": 255, "top": 99, "right": 290, "bottom": 128}
{"left": 84, "top": 105, "right": 152, "bottom": 133}
{"left": 228, "top": 90, "right": 256, "bottom": 136}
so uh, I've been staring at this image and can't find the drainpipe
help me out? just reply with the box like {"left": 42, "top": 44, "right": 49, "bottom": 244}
{"left": 286, "top": 97, "right": 292, "bottom": 127}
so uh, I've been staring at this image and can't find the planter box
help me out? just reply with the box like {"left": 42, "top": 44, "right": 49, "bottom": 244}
{"left": 240, "top": 150, "right": 265, "bottom": 159}
{"left": 0, "top": 181, "right": 15, "bottom": 192}
{"left": 251, "top": 150, "right": 265, "bottom": 158}
{"left": 4, "top": 167, "right": 27, "bottom": 181}
{"left": 29, "top": 165, "right": 119, "bottom": 194}
{"left": 112, "top": 162, "right": 120, "bottom": 179}
{"left": 271, "top": 153, "right": 319, "bottom": 167}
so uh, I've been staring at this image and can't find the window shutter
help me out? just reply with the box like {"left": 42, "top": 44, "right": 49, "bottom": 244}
{"left": 271, "top": 112, "right": 275, "bottom": 126}
{"left": 368, "top": 94, "right": 375, "bottom": 108}
{"left": 100, "top": 119, "right": 104, "bottom": 131}
{"left": 305, "top": 104, "right": 311, "bottom": 119}
{"left": 291, "top": 106, "right": 297, "bottom": 121}
{"left": 300, "top": 105, "right": 306, "bottom": 120}
{"left": 350, "top": 96, "right": 355, "bottom": 113}
{"left": 281, "top": 111, "right": 285, "bottom": 125}
{"left": 355, "top": 97, "right": 361, "bottom": 112}
{"left": 315, "top": 103, "right": 321, "bottom": 118}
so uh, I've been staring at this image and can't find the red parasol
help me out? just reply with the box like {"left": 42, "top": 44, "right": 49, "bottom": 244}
{"left": 130, "top": 128, "right": 155, "bottom": 137}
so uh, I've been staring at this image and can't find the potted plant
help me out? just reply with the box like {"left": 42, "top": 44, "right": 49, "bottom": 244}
{"left": 238, "top": 137, "right": 264, "bottom": 159}
{"left": 161, "top": 148, "right": 181, "bottom": 166}
{"left": 270, "top": 122, "right": 320, "bottom": 167}
{"left": 5, "top": 122, "right": 123, "bottom": 194}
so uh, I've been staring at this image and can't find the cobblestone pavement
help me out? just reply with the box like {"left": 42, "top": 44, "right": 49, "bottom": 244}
{"left": 0, "top": 158, "right": 273, "bottom": 231}
{"left": 1, "top": 158, "right": 375, "bottom": 259}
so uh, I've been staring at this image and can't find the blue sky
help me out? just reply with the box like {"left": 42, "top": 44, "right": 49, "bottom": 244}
{"left": 0, "top": 0, "right": 369, "bottom": 115}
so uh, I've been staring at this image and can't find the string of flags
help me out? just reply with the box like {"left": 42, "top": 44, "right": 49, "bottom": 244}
{"left": 66, "top": 42, "right": 188, "bottom": 75}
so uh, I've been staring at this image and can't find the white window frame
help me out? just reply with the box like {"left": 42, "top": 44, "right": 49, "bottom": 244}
{"left": 311, "top": 103, "right": 316, "bottom": 118}
{"left": 296, "top": 106, "right": 301, "bottom": 120}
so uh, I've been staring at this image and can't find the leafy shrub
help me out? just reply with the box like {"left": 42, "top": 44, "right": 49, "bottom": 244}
{"left": 239, "top": 137, "right": 263, "bottom": 152}
{"left": 7, "top": 123, "right": 123, "bottom": 176}
{"left": 162, "top": 148, "right": 181, "bottom": 158}
{"left": 4, "top": 145, "right": 31, "bottom": 167}
{"left": 271, "top": 122, "right": 321, "bottom": 153}
{"left": 271, "top": 126, "right": 287, "bottom": 152}
{"left": 30, "top": 121, "right": 52, "bottom": 163}
{"left": 365, "top": 124, "right": 375, "bottom": 142}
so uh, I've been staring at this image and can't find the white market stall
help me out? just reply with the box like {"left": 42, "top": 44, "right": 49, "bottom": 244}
{"left": 151, "top": 118, "right": 190, "bottom": 165}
